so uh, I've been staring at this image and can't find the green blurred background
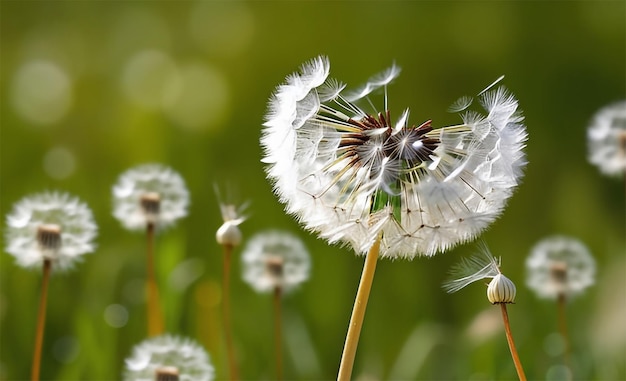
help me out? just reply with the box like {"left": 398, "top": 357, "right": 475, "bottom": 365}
{"left": 1, "top": 1, "right": 624, "bottom": 380}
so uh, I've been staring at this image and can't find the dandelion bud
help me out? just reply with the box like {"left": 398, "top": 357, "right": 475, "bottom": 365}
{"left": 216, "top": 221, "right": 242, "bottom": 247}
{"left": 36, "top": 224, "right": 62, "bottom": 252}
{"left": 155, "top": 366, "right": 179, "bottom": 381}
{"left": 487, "top": 273, "right": 516, "bottom": 304}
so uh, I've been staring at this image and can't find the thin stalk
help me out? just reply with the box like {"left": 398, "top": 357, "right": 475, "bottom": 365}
{"left": 274, "top": 286, "right": 283, "bottom": 381}
{"left": 222, "top": 244, "right": 239, "bottom": 381}
{"left": 31, "top": 259, "right": 52, "bottom": 381}
{"left": 557, "top": 293, "right": 572, "bottom": 377}
{"left": 499, "top": 304, "right": 527, "bottom": 381}
{"left": 337, "top": 236, "right": 382, "bottom": 381}
{"left": 146, "top": 222, "right": 164, "bottom": 336}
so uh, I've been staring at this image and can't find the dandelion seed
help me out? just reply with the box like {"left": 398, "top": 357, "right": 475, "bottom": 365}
{"left": 5, "top": 192, "right": 98, "bottom": 271}
{"left": 587, "top": 100, "right": 626, "bottom": 178}
{"left": 242, "top": 230, "right": 310, "bottom": 293}
{"left": 261, "top": 56, "right": 528, "bottom": 259}
{"left": 123, "top": 335, "right": 214, "bottom": 381}
{"left": 112, "top": 164, "right": 189, "bottom": 231}
{"left": 526, "top": 235, "right": 596, "bottom": 300}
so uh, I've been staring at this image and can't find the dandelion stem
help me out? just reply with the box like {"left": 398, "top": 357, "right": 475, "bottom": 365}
{"left": 557, "top": 293, "right": 572, "bottom": 377}
{"left": 146, "top": 222, "right": 164, "bottom": 336}
{"left": 274, "top": 286, "right": 283, "bottom": 381}
{"left": 222, "top": 243, "right": 239, "bottom": 381}
{"left": 337, "top": 235, "right": 382, "bottom": 381}
{"left": 499, "top": 304, "right": 527, "bottom": 381}
{"left": 31, "top": 258, "right": 51, "bottom": 381}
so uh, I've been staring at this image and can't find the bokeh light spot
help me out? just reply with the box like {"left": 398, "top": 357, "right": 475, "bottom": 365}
{"left": 169, "top": 257, "right": 205, "bottom": 293}
{"left": 11, "top": 60, "right": 73, "bottom": 126}
{"left": 121, "top": 50, "right": 180, "bottom": 109}
{"left": 163, "top": 62, "right": 230, "bottom": 132}
{"left": 43, "top": 146, "right": 76, "bottom": 180}
{"left": 103, "top": 303, "right": 129, "bottom": 328}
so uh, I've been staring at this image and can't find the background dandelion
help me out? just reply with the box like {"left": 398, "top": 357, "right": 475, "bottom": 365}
{"left": 241, "top": 230, "right": 310, "bottom": 380}
{"left": 5, "top": 192, "right": 97, "bottom": 272}
{"left": 587, "top": 100, "right": 626, "bottom": 178}
{"left": 123, "top": 335, "right": 214, "bottom": 381}
{"left": 241, "top": 230, "right": 310, "bottom": 294}
{"left": 4, "top": 191, "right": 97, "bottom": 381}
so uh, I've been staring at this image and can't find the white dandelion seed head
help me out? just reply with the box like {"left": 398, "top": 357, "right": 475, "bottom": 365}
{"left": 261, "top": 56, "right": 528, "bottom": 258}
{"left": 4, "top": 192, "right": 97, "bottom": 271}
{"left": 242, "top": 230, "right": 310, "bottom": 293}
{"left": 526, "top": 235, "right": 596, "bottom": 300}
{"left": 112, "top": 164, "right": 189, "bottom": 231}
{"left": 587, "top": 100, "right": 626, "bottom": 177}
{"left": 123, "top": 335, "right": 214, "bottom": 381}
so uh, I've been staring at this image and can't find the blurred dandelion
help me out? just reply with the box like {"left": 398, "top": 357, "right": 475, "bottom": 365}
{"left": 526, "top": 235, "right": 596, "bottom": 373}
{"left": 112, "top": 164, "right": 189, "bottom": 231}
{"left": 241, "top": 230, "right": 310, "bottom": 380}
{"left": 261, "top": 56, "right": 527, "bottom": 379}
{"left": 214, "top": 185, "right": 248, "bottom": 381}
{"left": 444, "top": 244, "right": 526, "bottom": 381}
{"left": 587, "top": 100, "right": 626, "bottom": 178}
{"left": 123, "top": 335, "right": 214, "bottom": 381}
{"left": 242, "top": 230, "right": 310, "bottom": 293}
{"left": 113, "top": 163, "right": 189, "bottom": 337}
{"left": 4, "top": 191, "right": 97, "bottom": 381}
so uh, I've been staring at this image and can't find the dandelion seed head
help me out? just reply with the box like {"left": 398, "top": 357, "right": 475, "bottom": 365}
{"left": 587, "top": 100, "right": 626, "bottom": 177}
{"left": 112, "top": 164, "right": 189, "bottom": 231}
{"left": 4, "top": 192, "right": 97, "bottom": 271}
{"left": 262, "top": 56, "right": 527, "bottom": 258}
{"left": 241, "top": 230, "right": 310, "bottom": 293}
{"left": 123, "top": 335, "right": 214, "bottom": 381}
{"left": 526, "top": 236, "right": 596, "bottom": 300}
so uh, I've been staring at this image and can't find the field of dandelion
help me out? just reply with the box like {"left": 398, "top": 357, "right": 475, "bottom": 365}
{"left": 1, "top": 1, "right": 625, "bottom": 380}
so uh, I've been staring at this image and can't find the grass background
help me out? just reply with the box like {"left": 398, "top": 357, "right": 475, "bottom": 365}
{"left": 1, "top": 1, "right": 625, "bottom": 380}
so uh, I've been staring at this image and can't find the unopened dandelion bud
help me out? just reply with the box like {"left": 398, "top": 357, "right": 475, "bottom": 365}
{"left": 216, "top": 221, "right": 242, "bottom": 247}
{"left": 36, "top": 224, "right": 62, "bottom": 252}
{"left": 155, "top": 366, "right": 179, "bottom": 381}
{"left": 487, "top": 273, "right": 516, "bottom": 304}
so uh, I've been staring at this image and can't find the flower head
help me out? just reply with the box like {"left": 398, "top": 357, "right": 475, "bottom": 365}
{"left": 123, "top": 335, "right": 214, "bottom": 381}
{"left": 261, "top": 56, "right": 527, "bottom": 258}
{"left": 587, "top": 100, "right": 626, "bottom": 177}
{"left": 241, "top": 230, "right": 310, "bottom": 293}
{"left": 113, "top": 164, "right": 189, "bottom": 231}
{"left": 526, "top": 235, "right": 595, "bottom": 300}
{"left": 4, "top": 192, "right": 98, "bottom": 271}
